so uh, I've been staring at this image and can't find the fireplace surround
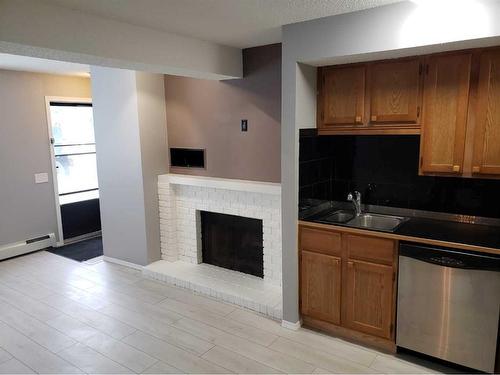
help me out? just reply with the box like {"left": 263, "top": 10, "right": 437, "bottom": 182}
{"left": 157, "top": 174, "right": 282, "bottom": 285}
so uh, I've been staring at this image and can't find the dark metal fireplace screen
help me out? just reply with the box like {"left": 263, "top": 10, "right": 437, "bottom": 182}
{"left": 200, "top": 211, "right": 263, "bottom": 278}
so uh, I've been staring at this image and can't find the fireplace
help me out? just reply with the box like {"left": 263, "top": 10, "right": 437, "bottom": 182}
{"left": 200, "top": 211, "right": 263, "bottom": 278}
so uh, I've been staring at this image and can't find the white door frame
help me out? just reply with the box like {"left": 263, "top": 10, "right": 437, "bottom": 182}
{"left": 45, "top": 96, "right": 92, "bottom": 247}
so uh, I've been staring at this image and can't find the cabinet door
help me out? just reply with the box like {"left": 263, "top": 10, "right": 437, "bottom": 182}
{"left": 321, "top": 66, "right": 365, "bottom": 126}
{"left": 472, "top": 49, "right": 500, "bottom": 176}
{"left": 344, "top": 260, "right": 394, "bottom": 339}
{"left": 420, "top": 53, "right": 472, "bottom": 174}
{"left": 370, "top": 59, "right": 421, "bottom": 124}
{"left": 300, "top": 250, "right": 341, "bottom": 325}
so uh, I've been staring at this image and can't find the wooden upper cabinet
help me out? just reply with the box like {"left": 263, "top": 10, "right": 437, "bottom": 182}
{"left": 420, "top": 53, "right": 472, "bottom": 174}
{"left": 300, "top": 250, "right": 342, "bottom": 325}
{"left": 344, "top": 260, "right": 394, "bottom": 339}
{"left": 472, "top": 49, "right": 500, "bottom": 176}
{"left": 369, "top": 59, "right": 422, "bottom": 124}
{"left": 320, "top": 66, "right": 365, "bottom": 127}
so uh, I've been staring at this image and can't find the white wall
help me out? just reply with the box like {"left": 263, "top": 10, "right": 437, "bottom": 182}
{"left": 91, "top": 67, "right": 168, "bottom": 266}
{"left": 0, "top": 0, "right": 242, "bottom": 80}
{"left": 281, "top": 0, "right": 500, "bottom": 324}
{"left": 0, "top": 70, "right": 91, "bottom": 246}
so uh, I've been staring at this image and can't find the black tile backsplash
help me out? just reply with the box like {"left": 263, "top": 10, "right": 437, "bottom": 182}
{"left": 299, "top": 129, "right": 500, "bottom": 219}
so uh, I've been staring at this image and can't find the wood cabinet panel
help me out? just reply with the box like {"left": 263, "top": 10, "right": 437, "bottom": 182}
{"left": 472, "top": 49, "right": 500, "bottom": 176}
{"left": 346, "top": 234, "right": 395, "bottom": 265}
{"left": 300, "top": 227, "right": 342, "bottom": 257}
{"left": 321, "top": 66, "right": 365, "bottom": 126}
{"left": 300, "top": 250, "right": 342, "bottom": 325}
{"left": 370, "top": 59, "right": 422, "bottom": 124}
{"left": 420, "top": 53, "right": 472, "bottom": 174}
{"left": 344, "top": 260, "right": 394, "bottom": 339}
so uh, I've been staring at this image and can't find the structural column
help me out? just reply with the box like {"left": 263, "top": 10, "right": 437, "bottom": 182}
{"left": 90, "top": 67, "right": 168, "bottom": 266}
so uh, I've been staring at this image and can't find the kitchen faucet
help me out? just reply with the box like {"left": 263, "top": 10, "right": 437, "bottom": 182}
{"left": 347, "top": 191, "right": 362, "bottom": 216}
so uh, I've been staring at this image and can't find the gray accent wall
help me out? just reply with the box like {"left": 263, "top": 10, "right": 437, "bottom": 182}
{"left": 165, "top": 43, "right": 281, "bottom": 183}
{"left": 0, "top": 69, "right": 90, "bottom": 246}
{"left": 91, "top": 67, "right": 167, "bottom": 266}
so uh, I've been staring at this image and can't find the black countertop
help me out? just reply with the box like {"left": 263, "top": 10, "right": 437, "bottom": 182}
{"left": 300, "top": 201, "right": 500, "bottom": 252}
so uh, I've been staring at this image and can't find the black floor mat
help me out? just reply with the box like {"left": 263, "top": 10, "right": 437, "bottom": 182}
{"left": 47, "top": 236, "right": 103, "bottom": 262}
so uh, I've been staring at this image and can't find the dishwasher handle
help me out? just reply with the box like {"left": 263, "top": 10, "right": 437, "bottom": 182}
{"left": 400, "top": 243, "right": 500, "bottom": 272}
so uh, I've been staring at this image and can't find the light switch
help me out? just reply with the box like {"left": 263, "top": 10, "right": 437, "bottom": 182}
{"left": 35, "top": 172, "right": 49, "bottom": 184}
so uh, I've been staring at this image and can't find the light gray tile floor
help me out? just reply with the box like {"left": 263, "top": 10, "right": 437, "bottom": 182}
{"left": 0, "top": 251, "right": 454, "bottom": 374}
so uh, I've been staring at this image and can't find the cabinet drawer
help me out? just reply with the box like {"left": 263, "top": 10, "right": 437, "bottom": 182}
{"left": 300, "top": 227, "right": 342, "bottom": 257}
{"left": 346, "top": 234, "right": 395, "bottom": 265}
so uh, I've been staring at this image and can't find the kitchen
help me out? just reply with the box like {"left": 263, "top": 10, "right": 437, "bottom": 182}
{"left": 297, "top": 46, "right": 500, "bottom": 373}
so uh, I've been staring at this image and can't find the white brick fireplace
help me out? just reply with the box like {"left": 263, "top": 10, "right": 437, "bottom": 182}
{"left": 143, "top": 174, "right": 283, "bottom": 319}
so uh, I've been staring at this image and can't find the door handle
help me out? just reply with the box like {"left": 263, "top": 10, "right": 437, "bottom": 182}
{"left": 452, "top": 165, "right": 461, "bottom": 172}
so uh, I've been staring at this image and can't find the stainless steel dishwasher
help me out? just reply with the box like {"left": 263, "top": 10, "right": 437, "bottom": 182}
{"left": 397, "top": 242, "right": 500, "bottom": 373}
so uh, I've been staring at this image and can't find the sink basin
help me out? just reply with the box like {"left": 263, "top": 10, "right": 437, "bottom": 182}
{"left": 319, "top": 210, "right": 354, "bottom": 224}
{"left": 346, "top": 213, "right": 408, "bottom": 232}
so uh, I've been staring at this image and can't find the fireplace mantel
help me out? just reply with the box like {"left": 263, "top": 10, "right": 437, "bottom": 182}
{"left": 158, "top": 174, "right": 281, "bottom": 195}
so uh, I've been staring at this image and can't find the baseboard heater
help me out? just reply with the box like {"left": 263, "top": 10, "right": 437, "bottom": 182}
{"left": 0, "top": 233, "right": 56, "bottom": 261}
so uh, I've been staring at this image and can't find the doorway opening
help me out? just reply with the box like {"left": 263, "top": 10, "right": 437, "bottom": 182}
{"left": 46, "top": 97, "right": 102, "bottom": 259}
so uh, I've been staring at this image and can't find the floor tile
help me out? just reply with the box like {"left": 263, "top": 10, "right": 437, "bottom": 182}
{"left": 83, "top": 332, "right": 157, "bottom": 373}
{"left": 202, "top": 346, "right": 283, "bottom": 374}
{"left": 42, "top": 293, "right": 136, "bottom": 339}
{"left": 58, "top": 343, "right": 132, "bottom": 374}
{"left": 46, "top": 314, "right": 102, "bottom": 342}
{"left": 158, "top": 298, "right": 278, "bottom": 346}
{"left": 141, "top": 360, "right": 183, "bottom": 374}
{"left": 0, "top": 322, "right": 82, "bottom": 374}
{"left": 269, "top": 336, "right": 377, "bottom": 373}
{"left": 0, "top": 348, "right": 12, "bottom": 364}
{"left": 0, "top": 303, "right": 75, "bottom": 353}
{"left": 99, "top": 303, "right": 212, "bottom": 355}
{"left": 0, "top": 283, "right": 63, "bottom": 322}
{"left": 172, "top": 317, "right": 315, "bottom": 373}
{"left": 0, "top": 358, "right": 35, "bottom": 374}
{"left": 122, "top": 330, "right": 228, "bottom": 374}
{"left": 370, "top": 354, "right": 439, "bottom": 374}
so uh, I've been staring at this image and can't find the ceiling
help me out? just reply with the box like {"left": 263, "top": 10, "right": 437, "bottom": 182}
{"left": 43, "top": 0, "right": 402, "bottom": 49}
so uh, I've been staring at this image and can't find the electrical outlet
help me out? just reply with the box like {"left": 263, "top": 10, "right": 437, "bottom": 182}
{"left": 241, "top": 119, "right": 248, "bottom": 132}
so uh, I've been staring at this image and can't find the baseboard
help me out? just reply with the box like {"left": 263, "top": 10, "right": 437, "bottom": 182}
{"left": 281, "top": 319, "right": 302, "bottom": 330}
{"left": 102, "top": 256, "right": 143, "bottom": 271}
{"left": 0, "top": 233, "right": 56, "bottom": 261}
{"left": 63, "top": 231, "right": 101, "bottom": 246}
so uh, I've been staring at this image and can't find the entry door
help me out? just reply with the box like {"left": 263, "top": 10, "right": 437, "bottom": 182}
{"left": 48, "top": 101, "right": 101, "bottom": 240}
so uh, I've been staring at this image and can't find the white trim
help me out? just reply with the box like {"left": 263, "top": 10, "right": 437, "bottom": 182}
{"left": 102, "top": 256, "right": 143, "bottom": 271}
{"left": 281, "top": 319, "right": 302, "bottom": 331}
{"left": 45, "top": 96, "right": 92, "bottom": 246}
{"left": 159, "top": 173, "right": 281, "bottom": 195}
{"left": 0, "top": 233, "right": 56, "bottom": 261}
{"left": 63, "top": 230, "right": 101, "bottom": 245}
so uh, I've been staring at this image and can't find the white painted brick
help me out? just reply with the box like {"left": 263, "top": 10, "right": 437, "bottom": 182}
{"left": 158, "top": 180, "right": 282, "bottom": 286}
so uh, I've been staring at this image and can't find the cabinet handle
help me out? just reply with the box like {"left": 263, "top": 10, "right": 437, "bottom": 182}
{"left": 472, "top": 166, "right": 481, "bottom": 173}
{"left": 355, "top": 116, "right": 362, "bottom": 123}
{"left": 452, "top": 165, "right": 460, "bottom": 172}
{"left": 371, "top": 115, "right": 377, "bottom": 122}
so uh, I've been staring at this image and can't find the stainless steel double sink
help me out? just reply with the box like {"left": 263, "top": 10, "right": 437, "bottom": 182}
{"left": 318, "top": 210, "right": 408, "bottom": 232}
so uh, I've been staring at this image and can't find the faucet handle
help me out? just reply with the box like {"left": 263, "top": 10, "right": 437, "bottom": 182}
{"left": 347, "top": 192, "right": 353, "bottom": 201}
{"left": 354, "top": 191, "right": 361, "bottom": 200}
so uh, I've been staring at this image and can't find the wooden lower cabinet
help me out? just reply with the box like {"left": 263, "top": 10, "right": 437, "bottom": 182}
{"left": 299, "top": 223, "right": 397, "bottom": 351}
{"left": 300, "top": 250, "right": 341, "bottom": 324}
{"left": 344, "top": 260, "right": 394, "bottom": 339}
